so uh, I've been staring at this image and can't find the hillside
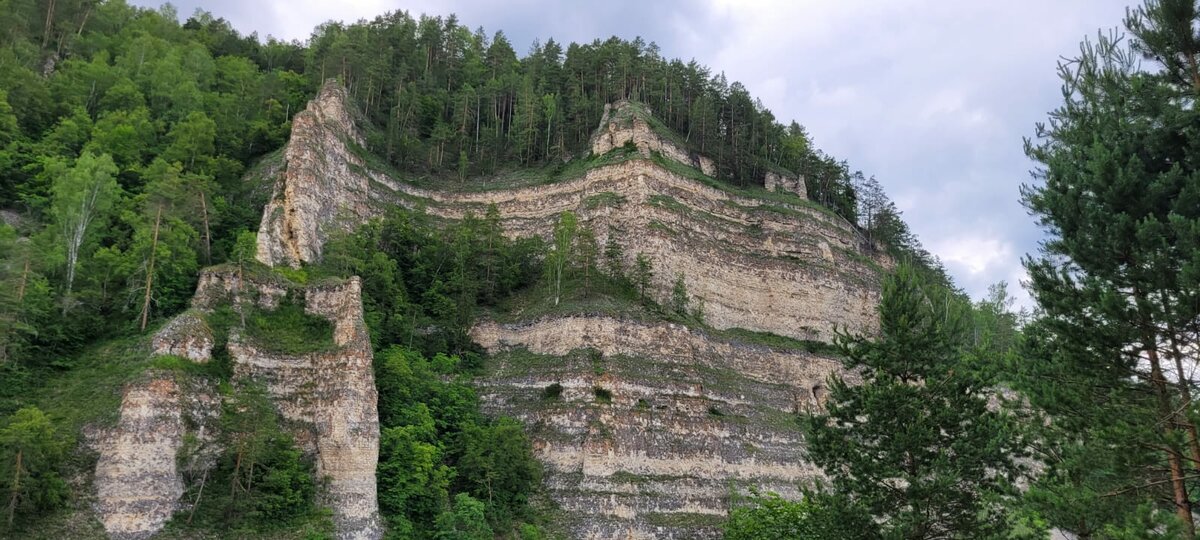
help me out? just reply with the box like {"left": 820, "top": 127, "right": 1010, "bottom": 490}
{"left": 106, "top": 77, "right": 883, "bottom": 539}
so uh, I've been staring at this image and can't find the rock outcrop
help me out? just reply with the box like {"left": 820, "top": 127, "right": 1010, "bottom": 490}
{"left": 177, "top": 81, "right": 882, "bottom": 540}
{"left": 765, "top": 170, "right": 808, "bottom": 199}
{"left": 97, "top": 267, "right": 384, "bottom": 540}
{"left": 590, "top": 100, "right": 717, "bottom": 176}
{"left": 253, "top": 86, "right": 881, "bottom": 342}
{"left": 218, "top": 273, "right": 383, "bottom": 540}
{"left": 256, "top": 80, "right": 374, "bottom": 268}
{"left": 472, "top": 316, "right": 847, "bottom": 539}
{"left": 93, "top": 377, "right": 186, "bottom": 540}
{"left": 150, "top": 310, "right": 212, "bottom": 362}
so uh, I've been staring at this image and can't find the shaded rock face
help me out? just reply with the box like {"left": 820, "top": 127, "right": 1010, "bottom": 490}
{"left": 472, "top": 316, "right": 846, "bottom": 539}
{"left": 150, "top": 310, "right": 213, "bottom": 362}
{"left": 223, "top": 275, "right": 383, "bottom": 540}
{"left": 93, "top": 377, "right": 186, "bottom": 540}
{"left": 256, "top": 80, "right": 374, "bottom": 268}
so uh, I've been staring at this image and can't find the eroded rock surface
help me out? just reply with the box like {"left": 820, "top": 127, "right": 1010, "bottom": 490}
{"left": 225, "top": 275, "right": 382, "bottom": 540}
{"left": 150, "top": 310, "right": 213, "bottom": 362}
{"left": 257, "top": 80, "right": 373, "bottom": 268}
{"left": 93, "top": 377, "right": 185, "bottom": 540}
{"left": 472, "top": 316, "right": 846, "bottom": 539}
{"left": 252, "top": 84, "right": 881, "bottom": 342}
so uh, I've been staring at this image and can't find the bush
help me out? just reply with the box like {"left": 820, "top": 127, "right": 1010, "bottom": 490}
{"left": 541, "top": 383, "right": 563, "bottom": 400}
{"left": 593, "top": 386, "right": 612, "bottom": 403}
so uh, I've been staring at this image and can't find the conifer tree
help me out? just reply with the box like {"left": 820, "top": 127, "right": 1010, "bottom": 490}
{"left": 804, "top": 264, "right": 1024, "bottom": 539}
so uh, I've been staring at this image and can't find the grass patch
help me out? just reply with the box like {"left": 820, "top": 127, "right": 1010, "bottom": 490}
{"left": 584, "top": 191, "right": 628, "bottom": 210}
{"left": 242, "top": 296, "right": 336, "bottom": 355}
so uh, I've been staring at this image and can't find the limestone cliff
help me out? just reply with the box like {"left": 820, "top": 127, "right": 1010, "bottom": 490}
{"left": 93, "top": 376, "right": 186, "bottom": 540}
{"left": 220, "top": 81, "right": 882, "bottom": 539}
{"left": 472, "top": 316, "right": 847, "bottom": 538}
{"left": 255, "top": 86, "right": 881, "bottom": 342}
{"left": 256, "top": 80, "right": 375, "bottom": 268}
{"left": 93, "top": 268, "right": 384, "bottom": 540}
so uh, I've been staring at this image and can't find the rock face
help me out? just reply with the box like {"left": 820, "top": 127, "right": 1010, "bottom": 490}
{"left": 765, "top": 170, "right": 808, "bottom": 199}
{"left": 216, "top": 81, "right": 882, "bottom": 539}
{"left": 257, "top": 80, "right": 374, "bottom": 268}
{"left": 253, "top": 87, "right": 881, "bottom": 342}
{"left": 96, "top": 267, "right": 384, "bottom": 540}
{"left": 590, "top": 101, "right": 716, "bottom": 176}
{"left": 93, "top": 377, "right": 186, "bottom": 540}
{"left": 219, "top": 274, "right": 383, "bottom": 540}
{"left": 150, "top": 310, "right": 213, "bottom": 362}
{"left": 472, "top": 316, "right": 847, "bottom": 539}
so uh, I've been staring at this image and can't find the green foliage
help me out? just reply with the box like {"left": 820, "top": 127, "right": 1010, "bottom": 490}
{"left": 1013, "top": 4, "right": 1200, "bottom": 534}
{"left": 242, "top": 295, "right": 335, "bottom": 355}
{"left": 723, "top": 491, "right": 876, "bottom": 540}
{"left": 435, "top": 494, "right": 493, "bottom": 540}
{"left": 374, "top": 347, "right": 544, "bottom": 537}
{"left": 803, "top": 264, "right": 1025, "bottom": 539}
{"left": 544, "top": 212, "right": 577, "bottom": 307}
{"left": 318, "top": 207, "right": 541, "bottom": 356}
{"left": 183, "top": 383, "right": 319, "bottom": 532}
{"left": 670, "top": 273, "right": 689, "bottom": 315}
{"left": 633, "top": 253, "right": 653, "bottom": 303}
{"left": 0, "top": 406, "right": 67, "bottom": 528}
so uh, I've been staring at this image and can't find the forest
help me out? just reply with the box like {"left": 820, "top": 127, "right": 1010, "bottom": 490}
{"left": 0, "top": 0, "right": 1196, "bottom": 539}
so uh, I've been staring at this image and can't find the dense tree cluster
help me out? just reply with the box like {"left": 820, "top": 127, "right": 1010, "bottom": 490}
{"left": 0, "top": 1, "right": 310, "bottom": 371}
{"left": 303, "top": 11, "right": 864, "bottom": 220}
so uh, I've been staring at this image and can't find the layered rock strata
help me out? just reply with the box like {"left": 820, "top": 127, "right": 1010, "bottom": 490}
{"left": 472, "top": 316, "right": 847, "bottom": 539}
{"left": 257, "top": 80, "right": 373, "bottom": 268}
{"left": 93, "top": 377, "right": 186, "bottom": 540}
{"left": 255, "top": 83, "right": 881, "bottom": 342}
{"left": 94, "top": 267, "right": 383, "bottom": 540}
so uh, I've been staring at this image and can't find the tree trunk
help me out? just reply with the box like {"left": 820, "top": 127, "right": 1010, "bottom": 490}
{"left": 41, "top": 0, "right": 56, "bottom": 51}
{"left": 139, "top": 206, "right": 163, "bottom": 332}
{"left": 199, "top": 192, "right": 211, "bottom": 265}
{"left": 7, "top": 449, "right": 21, "bottom": 526}
{"left": 1168, "top": 330, "right": 1200, "bottom": 469}
{"left": 1147, "top": 337, "right": 1195, "bottom": 536}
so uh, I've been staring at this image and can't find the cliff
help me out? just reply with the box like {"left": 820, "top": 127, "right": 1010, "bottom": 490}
{"left": 92, "top": 267, "right": 383, "bottom": 540}
{"left": 88, "top": 80, "right": 883, "bottom": 540}
{"left": 256, "top": 83, "right": 881, "bottom": 343}
{"left": 235, "top": 81, "right": 884, "bottom": 538}
{"left": 471, "top": 316, "right": 845, "bottom": 538}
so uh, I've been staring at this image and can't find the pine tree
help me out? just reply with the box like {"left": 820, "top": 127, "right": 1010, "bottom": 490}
{"left": 633, "top": 253, "right": 653, "bottom": 303}
{"left": 804, "top": 264, "right": 1024, "bottom": 539}
{"left": 1017, "top": 7, "right": 1200, "bottom": 533}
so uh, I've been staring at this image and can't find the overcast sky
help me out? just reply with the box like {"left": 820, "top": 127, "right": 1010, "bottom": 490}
{"left": 133, "top": 0, "right": 1135, "bottom": 307}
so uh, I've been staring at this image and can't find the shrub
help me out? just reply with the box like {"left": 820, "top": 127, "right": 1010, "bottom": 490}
{"left": 542, "top": 383, "right": 563, "bottom": 400}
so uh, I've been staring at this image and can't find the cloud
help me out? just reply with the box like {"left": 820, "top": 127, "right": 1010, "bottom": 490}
{"left": 132, "top": 0, "right": 1133, "bottom": 310}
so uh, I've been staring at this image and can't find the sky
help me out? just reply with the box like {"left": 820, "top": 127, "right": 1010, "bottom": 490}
{"left": 134, "top": 0, "right": 1136, "bottom": 307}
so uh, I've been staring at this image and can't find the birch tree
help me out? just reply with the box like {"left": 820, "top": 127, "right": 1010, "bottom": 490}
{"left": 49, "top": 151, "right": 118, "bottom": 314}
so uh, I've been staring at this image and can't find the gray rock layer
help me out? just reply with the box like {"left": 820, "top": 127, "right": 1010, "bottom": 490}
{"left": 472, "top": 316, "right": 849, "bottom": 539}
